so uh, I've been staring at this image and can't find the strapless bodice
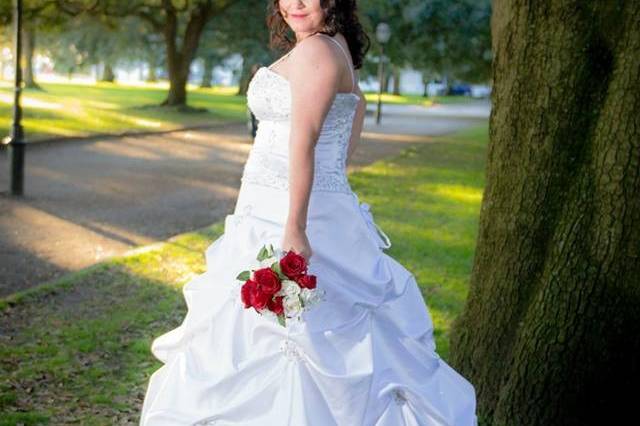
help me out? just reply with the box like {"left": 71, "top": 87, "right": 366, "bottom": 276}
{"left": 242, "top": 67, "right": 360, "bottom": 194}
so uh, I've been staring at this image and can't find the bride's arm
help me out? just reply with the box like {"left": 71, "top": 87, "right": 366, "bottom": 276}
{"left": 285, "top": 37, "right": 341, "bottom": 232}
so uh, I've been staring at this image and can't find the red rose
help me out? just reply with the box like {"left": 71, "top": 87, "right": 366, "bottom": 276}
{"left": 297, "top": 274, "right": 317, "bottom": 289}
{"left": 240, "top": 278, "right": 270, "bottom": 312}
{"left": 280, "top": 251, "right": 307, "bottom": 280}
{"left": 252, "top": 287, "right": 270, "bottom": 311}
{"left": 240, "top": 279, "right": 259, "bottom": 308}
{"left": 253, "top": 268, "right": 282, "bottom": 295}
{"left": 267, "top": 295, "right": 284, "bottom": 315}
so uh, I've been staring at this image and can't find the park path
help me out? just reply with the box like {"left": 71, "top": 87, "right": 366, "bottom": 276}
{"left": 0, "top": 101, "right": 489, "bottom": 297}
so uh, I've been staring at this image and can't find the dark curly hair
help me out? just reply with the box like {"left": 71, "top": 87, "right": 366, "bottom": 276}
{"left": 266, "top": 0, "right": 370, "bottom": 69}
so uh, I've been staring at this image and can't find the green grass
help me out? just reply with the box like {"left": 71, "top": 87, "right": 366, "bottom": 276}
{"left": 363, "top": 91, "right": 481, "bottom": 107}
{"left": 0, "top": 124, "right": 488, "bottom": 423}
{"left": 0, "top": 80, "right": 247, "bottom": 142}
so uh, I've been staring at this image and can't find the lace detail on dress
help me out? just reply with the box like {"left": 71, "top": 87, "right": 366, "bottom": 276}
{"left": 240, "top": 150, "right": 353, "bottom": 194}
{"left": 247, "top": 68, "right": 292, "bottom": 122}
{"left": 279, "top": 338, "right": 306, "bottom": 362}
{"left": 243, "top": 66, "right": 359, "bottom": 195}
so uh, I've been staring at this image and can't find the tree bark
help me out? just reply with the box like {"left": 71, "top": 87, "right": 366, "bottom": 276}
{"left": 421, "top": 72, "right": 430, "bottom": 97}
{"left": 131, "top": 0, "right": 238, "bottom": 107}
{"left": 392, "top": 64, "right": 401, "bottom": 96}
{"left": 449, "top": 1, "right": 640, "bottom": 425}
{"left": 101, "top": 63, "right": 115, "bottom": 82}
{"left": 237, "top": 54, "right": 256, "bottom": 96}
{"left": 161, "top": 1, "right": 212, "bottom": 107}
{"left": 22, "top": 21, "right": 40, "bottom": 89}
{"left": 381, "top": 68, "right": 390, "bottom": 93}
{"left": 146, "top": 57, "right": 158, "bottom": 82}
{"left": 200, "top": 55, "right": 214, "bottom": 88}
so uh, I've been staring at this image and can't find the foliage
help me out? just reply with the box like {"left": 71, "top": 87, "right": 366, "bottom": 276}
{"left": 359, "top": 0, "right": 492, "bottom": 83}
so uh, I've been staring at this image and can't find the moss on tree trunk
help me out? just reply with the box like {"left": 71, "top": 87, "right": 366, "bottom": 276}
{"left": 449, "top": 2, "right": 640, "bottom": 424}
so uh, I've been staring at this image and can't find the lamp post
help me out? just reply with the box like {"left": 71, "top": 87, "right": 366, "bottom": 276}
{"left": 3, "top": 0, "right": 25, "bottom": 196}
{"left": 375, "top": 22, "right": 391, "bottom": 125}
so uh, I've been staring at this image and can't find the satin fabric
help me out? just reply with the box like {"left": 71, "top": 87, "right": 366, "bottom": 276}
{"left": 139, "top": 182, "right": 478, "bottom": 425}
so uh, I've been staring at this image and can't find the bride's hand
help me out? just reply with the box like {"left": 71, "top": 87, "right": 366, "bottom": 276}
{"left": 281, "top": 223, "right": 313, "bottom": 262}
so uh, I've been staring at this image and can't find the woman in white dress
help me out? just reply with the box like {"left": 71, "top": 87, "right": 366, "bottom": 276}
{"left": 139, "top": 1, "right": 478, "bottom": 425}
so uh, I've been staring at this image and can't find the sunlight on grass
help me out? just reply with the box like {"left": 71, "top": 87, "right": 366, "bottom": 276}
{"left": 421, "top": 183, "right": 484, "bottom": 204}
{"left": 0, "top": 80, "right": 247, "bottom": 141}
{"left": 362, "top": 91, "right": 476, "bottom": 107}
{"left": 363, "top": 91, "right": 435, "bottom": 107}
{"left": 131, "top": 118, "right": 163, "bottom": 127}
{"left": 0, "top": 92, "right": 65, "bottom": 111}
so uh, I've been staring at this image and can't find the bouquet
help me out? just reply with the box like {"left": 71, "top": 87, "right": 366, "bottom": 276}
{"left": 236, "top": 244, "right": 325, "bottom": 327}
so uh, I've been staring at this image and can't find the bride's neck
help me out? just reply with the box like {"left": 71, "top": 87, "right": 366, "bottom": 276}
{"left": 294, "top": 28, "right": 326, "bottom": 45}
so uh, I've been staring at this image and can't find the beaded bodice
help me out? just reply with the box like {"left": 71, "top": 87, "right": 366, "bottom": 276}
{"left": 242, "top": 66, "right": 360, "bottom": 194}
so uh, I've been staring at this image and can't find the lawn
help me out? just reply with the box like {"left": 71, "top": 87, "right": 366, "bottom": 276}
{"left": 364, "top": 91, "right": 482, "bottom": 107}
{"left": 0, "top": 80, "right": 248, "bottom": 142}
{"left": 0, "top": 79, "right": 478, "bottom": 143}
{"left": 0, "top": 124, "right": 488, "bottom": 424}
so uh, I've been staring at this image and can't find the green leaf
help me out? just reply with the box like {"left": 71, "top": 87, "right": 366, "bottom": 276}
{"left": 277, "top": 315, "right": 286, "bottom": 327}
{"left": 257, "top": 245, "right": 269, "bottom": 261}
{"left": 271, "top": 261, "right": 285, "bottom": 279}
{"left": 236, "top": 270, "right": 251, "bottom": 281}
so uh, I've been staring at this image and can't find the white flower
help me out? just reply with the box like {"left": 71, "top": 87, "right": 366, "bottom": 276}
{"left": 283, "top": 295, "right": 302, "bottom": 317}
{"left": 259, "top": 255, "right": 278, "bottom": 268}
{"left": 282, "top": 279, "right": 301, "bottom": 297}
{"left": 300, "top": 288, "right": 314, "bottom": 305}
{"left": 302, "top": 288, "right": 326, "bottom": 309}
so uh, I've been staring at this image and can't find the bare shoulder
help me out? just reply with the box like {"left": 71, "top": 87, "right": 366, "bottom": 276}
{"left": 290, "top": 34, "right": 342, "bottom": 73}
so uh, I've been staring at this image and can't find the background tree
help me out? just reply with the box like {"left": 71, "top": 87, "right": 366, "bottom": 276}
{"left": 202, "top": 0, "right": 270, "bottom": 96}
{"left": 404, "top": 0, "right": 491, "bottom": 87}
{"left": 359, "top": 0, "right": 414, "bottom": 94}
{"left": 40, "top": 13, "right": 148, "bottom": 83}
{"left": 449, "top": 1, "right": 639, "bottom": 424}
{"left": 125, "top": 0, "right": 240, "bottom": 108}
{"left": 68, "top": 0, "right": 241, "bottom": 108}
{"left": 360, "top": 0, "right": 491, "bottom": 95}
{"left": 0, "top": 0, "right": 71, "bottom": 89}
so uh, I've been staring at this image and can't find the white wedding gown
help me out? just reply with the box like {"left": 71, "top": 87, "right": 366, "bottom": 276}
{"left": 140, "top": 34, "right": 477, "bottom": 426}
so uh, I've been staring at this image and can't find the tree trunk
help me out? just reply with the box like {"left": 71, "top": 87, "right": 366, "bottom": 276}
{"left": 146, "top": 57, "right": 158, "bottom": 82}
{"left": 449, "top": 2, "right": 640, "bottom": 425}
{"left": 101, "top": 63, "right": 115, "bottom": 82}
{"left": 22, "top": 22, "right": 40, "bottom": 89}
{"left": 392, "top": 65, "right": 401, "bottom": 96}
{"left": 422, "top": 72, "right": 429, "bottom": 97}
{"left": 163, "top": 71, "right": 188, "bottom": 105}
{"left": 381, "top": 68, "right": 390, "bottom": 93}
{"left": 200, "top": 55, "right": 214, "bottom": 88}
{"left": 161, "top": 2, "right": 212, "bottom": 107}
{"left": 134, "top": 1, "right": 239, "bottom": 107}
{"left": 237, "top": 55, "right": 255, "bottom": 96}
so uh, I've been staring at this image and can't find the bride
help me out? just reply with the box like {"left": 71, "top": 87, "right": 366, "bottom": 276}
{"left": 139, "top": 1, "right": 477, "bottom": 425}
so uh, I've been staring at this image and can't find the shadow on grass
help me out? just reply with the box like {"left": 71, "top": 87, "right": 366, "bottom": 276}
{"left": 0, "top": 222, "right": 225, "bottom": 424}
